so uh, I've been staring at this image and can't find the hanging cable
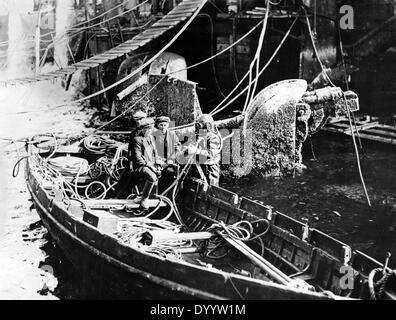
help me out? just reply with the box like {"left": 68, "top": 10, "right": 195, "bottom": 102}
{"left": 9, "top": 16, "right": 264, "bottom": 117}
{"left": 232, "top": 15, "right": 240, "bottom": 87}
{"left": 210, "top": 16, "right": 298, "bottom": 116}
{"left": 337, "top": 26, "right": 364, "bottom": 152}
{"left": 48, "top": 0, "right": 206, "bottom": 108}
{"left": 198, "top": 13, "right": 226, "bottom": 98}
{"left": 242, "top": 0, "right": 270, "bottom": 115}
{"left": 302, "top": 5, "right": 371, "bottom": 207}
{"left": 303, "top": 7, "right": 335, "bottom": 87}
{"left": 343, "top": 92, "right": 371, "bottom": 206}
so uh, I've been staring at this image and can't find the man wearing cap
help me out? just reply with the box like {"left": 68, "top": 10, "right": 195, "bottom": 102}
{"left": 152, "top": 116, "right": 181, "bottom": 191}
{"left": 115, "top": 110, "right": 147, "bottom": 199}
{"left": 185, "top": 114, "right": 222, "bottom": 187}
{"left": 152, "top": 116, "right": 181, "bottom": 163}
{"left": 127, "top": 110, "right": 147, "bottom": 168}
{"left": 131, "top": 117, "right": 165, "bottom": 209}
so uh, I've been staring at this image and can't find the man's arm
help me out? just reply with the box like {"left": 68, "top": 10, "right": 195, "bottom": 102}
{"left": 197, "top": 133, "right": 221, "bottom": 161}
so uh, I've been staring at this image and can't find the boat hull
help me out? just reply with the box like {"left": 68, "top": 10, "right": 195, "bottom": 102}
{"left": 25, "top": 158, "right": 331, "bottom": 300}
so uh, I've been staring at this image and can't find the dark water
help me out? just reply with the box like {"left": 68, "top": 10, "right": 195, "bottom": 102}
{"left": 224, "top": 132, "right": 396, "bottom": 267}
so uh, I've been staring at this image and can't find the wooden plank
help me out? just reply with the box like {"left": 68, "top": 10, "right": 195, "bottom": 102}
{"left": 76, "top": 65, "right": 93, "bottom": 71}
{"left": 52, "top": 69, "right": 74, "bottom": 75}
{"left": 139, "top": 31, "right": 163, "bottom": 38}
{"left": 92, "top": 54, "right": 121, "bottom": 61}
{"left": 133, "top": 34, "right": 153, "bottom": 40}
{"left": 38, "top": 73, "right": 58, "bottom": 77}
{"left": 106, "top": 49, "right": 130, "bottom": 54}
{"left": 74, "top": 61, "right": 100, "bottom": 67}
{"left": 86, "top": 57, "right": 111, "bottom": 63}
{"left": 140, "top": 33, "right": 163, "bottom": 40}
{"left": 182, "top": 0, "right": 203, "bottom": 3}
{"left": 161, "top": 16, "right": 189, "bottom": 22}
{"left": 131, "top": 37, "right": 152, "bottom": 45}
{"left": 118, "top": 39, "right": 137, "bottom": 46}
{"left": 359, "top": 128, "right": 396, "bottom": 139}
{"left": 172, "top": 8, "right": 197, "bottom": 14}
{"left": 166, "top": 12, "right": 193, "bottom": 18}
{"left": 58, "top": 67, "right": 79, "bottom": 72}
{"left": 141, "top": 28, "right": 170, "bottom": 35}
{"left": 34, "top": 75, "right": 54, "bottom": 81}
{"left": 98, "top": 53, "right": 120, "bottom": 58}
{"left": 73, "top": 62, "right": 99, "bottom": 68}
{"left": 83, "top": 199, "right": 166, "bottom": 210}
{"left": 110, "top": 47, "right": 135, "bottom": 53}
{"left": 114, "top": 44, "right": 140, "bottom": 50}
{"left": 19, "top": 77, "right": 39, "bottom": 83}
{"left": 178, "top": 1, "right": 204, "bottom": 6}
{"left": 354, "top": 133, "right": 396, "bottom": 145}
{"left": 152, "top": 20, "right": 182, "bottom": 28}
{"left": 353, "top": 122, "right": 380, "bottom": 131}
{"left": 114, "top": 42, "right": 139, "bottom": 48}
{"left": 177, "top": 3, "right": 203, "bottom": 10}
{"left": 372, "top": 124, "right": 396, "bottom": 132}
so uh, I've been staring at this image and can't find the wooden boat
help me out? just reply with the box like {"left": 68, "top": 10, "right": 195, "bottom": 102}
{"left": 24, "top": 134, "right": 396, "bottom": 300}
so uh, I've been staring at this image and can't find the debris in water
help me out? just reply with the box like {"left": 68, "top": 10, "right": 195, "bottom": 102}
{"left": 333, "top": 211, "right": 342, "bottom": 217}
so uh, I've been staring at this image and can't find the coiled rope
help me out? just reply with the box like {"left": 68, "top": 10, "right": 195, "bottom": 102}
{"left": 368, "top": 268, "right": 395, "bottom": 300}
{"left": 202, "top": 219, "right": 270, "bottom": 259}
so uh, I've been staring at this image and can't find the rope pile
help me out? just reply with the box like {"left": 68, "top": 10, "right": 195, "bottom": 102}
{"left": 82, "top": 135, "right": 127, "bottom": 155}
{"left": 47, "top": 156, "right": 90, "bottom": 176}
{"left": 115, "top": 218, "right": 191, "bottom": 260}
{"left": 31, "top": 145, "right": 126, "bottom": 201}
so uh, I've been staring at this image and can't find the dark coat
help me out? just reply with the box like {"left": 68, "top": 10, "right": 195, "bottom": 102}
{"left": 152, "top": 129, "right": 180, "bottom": 161}
{"left": 131, "top": 135, "right": 158, "bottom": 172}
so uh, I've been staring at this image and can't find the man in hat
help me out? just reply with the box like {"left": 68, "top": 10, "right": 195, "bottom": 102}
{"left": 115, "top": 110, "right": 148, "bottom": 199}
{"left": 185, "top": 114, "right": 222, "bottom": 187}
{"left": 152, "top": 116, "right": 181, "bottom": 191}
{"left": 131, "top": 117, "right": 165, "bottom": 209}
{"left": 127, "top": 110, "right": 147, "bottom": 168}
{"left": 152, "top": 116, "right": 181, "bottom": 163}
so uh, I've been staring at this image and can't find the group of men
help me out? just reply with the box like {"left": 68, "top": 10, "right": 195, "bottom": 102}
{"left": 127, "top": 111, "right": 222, "bottom": 210}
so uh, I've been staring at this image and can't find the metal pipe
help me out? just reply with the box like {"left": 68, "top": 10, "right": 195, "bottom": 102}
{"left": 221, "top": 234, "right": 291, "bottom": 285}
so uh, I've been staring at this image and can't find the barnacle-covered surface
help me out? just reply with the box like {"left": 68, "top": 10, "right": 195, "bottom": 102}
{"left": 148, "top": 75, "right": 201, "bottom": 126}
{"left": 115, "top": 74, "right": 201, "bottom": 126}
{"left": 116, "top": 82, "right": 152, "bottom": 127}
{"left": 230, "top": 80, "right": 308, "bottom": 177}
{"left": 249, "top": 101, "right": 298, "bottom": 176}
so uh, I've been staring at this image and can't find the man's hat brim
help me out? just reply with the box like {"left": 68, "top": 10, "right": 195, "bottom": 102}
{"left": 156, "top": 116, "right": 171, "bottom": 124}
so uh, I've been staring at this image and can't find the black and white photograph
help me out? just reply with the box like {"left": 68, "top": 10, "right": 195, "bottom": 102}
{"left": 0, "top": 0, "right": 396, "bottom": 303}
